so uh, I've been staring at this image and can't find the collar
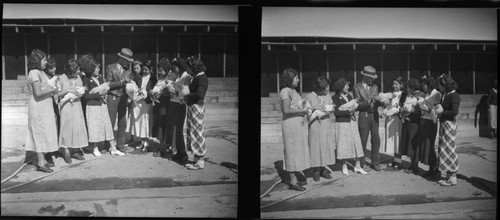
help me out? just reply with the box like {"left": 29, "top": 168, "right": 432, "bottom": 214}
{"left": 196, "top": 71, "right": 205, "bottom": 77}
{"left": 446, "top": 90, "right": 456, "bottom": 96}
{"left": 116, "top": 63, "right": 122, "bottom": 70}
{"left": 493, "top": 88, "right": 497, "bottom": 93}
{"left": 361, "top": 82, "right": 369, "bottom": 88}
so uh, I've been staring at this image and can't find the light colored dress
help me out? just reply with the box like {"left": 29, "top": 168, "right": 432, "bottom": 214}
{"left": 384, "top": 91, "right": 403, "bottom": 155}
{"left": 131, "top": 74, "right": 152, "bottom": 138}
{"left": 280, "top": 87, "right": 310, "bottom": 172}
{"left": 333, "top": 93, "right": 364, "bottom": 160}
{"left": 305, "top": 92, "right": 336, "bottom": 167}
{"left": 25, "top": 69, "right": 59, "bottom": 153}
{"left": 58, "top": 74, "right": 89, "bottom": 148}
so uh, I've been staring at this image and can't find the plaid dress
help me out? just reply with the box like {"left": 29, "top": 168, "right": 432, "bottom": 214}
{"left": 437, "top": 91, "right": 461, "bottom": 173}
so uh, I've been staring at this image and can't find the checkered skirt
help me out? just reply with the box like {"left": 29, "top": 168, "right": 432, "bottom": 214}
{"left": 437, "top": 120, "right": 459, "bottom": 173}
{"left": 186, "top": 104, "right": 206, "bottom": 157}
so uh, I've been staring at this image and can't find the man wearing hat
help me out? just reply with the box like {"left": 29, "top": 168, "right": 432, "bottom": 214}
{"left": 105, "top": 48, "right": 134, "bottom": 156}
{"left": 353, "top": 65, "right": 384, "bottom": 171}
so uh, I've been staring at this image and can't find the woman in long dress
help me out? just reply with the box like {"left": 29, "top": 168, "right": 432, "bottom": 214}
{"left": 305, "top": 76, "right": 335, "bottom": 182}
{"left": 435, "top": 74, "right": 461, "bottom": 186}
{"left": 130, "top": 60, "right": 155, "bottom": 151}
{"left": 151, "top": 58, "right": 171, "bottom": 157}
{"left": 332, "top": 78, "right": 367, "bottom": 175}
{"left": 184, "top": 57, "right": 209, "bottom": 170}
{"left": 58, "top": 59, "right": 89, "bottom": 162}
{"left": 418, "top": 75, "right": 442, "bottom": 180}
{"left": 277, "top": 68, "right": 310, "bottom": 191}
{"left": 383, "top": 77, "right": 404, "bottom": 168}
{"left": 166, "top": 58, "right": 192, "bottom": 165}
{"left": 25, "top": 49, "right": 59, "bottom": 173}
{"left": 127, "top": 61, "right": 143, "bottom": 145}
{"left": 400, "top": 78, "right": 426, "bottom": 174}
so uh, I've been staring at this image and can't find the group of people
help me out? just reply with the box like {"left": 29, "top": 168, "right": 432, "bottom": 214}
{"left": 25, "top": 48, "right": 209, "bottom": 173}
{"left": 279, "top": 65, "right": 463, "bottom": 191}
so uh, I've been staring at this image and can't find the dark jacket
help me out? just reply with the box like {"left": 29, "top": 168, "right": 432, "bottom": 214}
{"left": 132, "top": 73, "right": 156, "bottom": 104}
{"left": 185, "top": 74, "right": 208, "bottom": 106}
{"left": 333, "top": 93, "right": 355, "bottom": 123}
{"left": 106, "top": 63, "right": 132, "bottom": 97}
{"left": 83, "top": 76, "right": 106, "bottom": 106}
{"left": 440, "top": 91, "right": 461, "bottom": 122}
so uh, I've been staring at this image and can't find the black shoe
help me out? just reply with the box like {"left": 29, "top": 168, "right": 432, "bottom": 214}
{"left": 297, "top": 181, "right": 308, "bottom": 186}
{"left": 72, "top": 154, "right": 85, "bottom": 160}
{"left": 45, "top": 162, "right": 55, "bottom": 168}
{"left": 321, "top": 170, "right": 333, "bottom": 179}
{"left": 370, "top": 165, "right": 381, "bottom": 171}
{"left": 171, "top": 153, "right": 189, "bottom": 165}
{"left": 153, "top": 151, "right": 163, "bottom": 157}
{"left": 313, "top": 171, "right": 320, "bottom": 182}
{"left": 422, "top": 170, "right": 435, "bottom": 177}
{"left": 63, "top": 153, "right": 72, "bottom": 164}
{"left": 404, "top": 167, "right": 419, "bottom": 174}
{"left": 37, "top": 165, "right": 53, "bottom": 173}
{"left": 289, "top": 184, "right": 306, "bottom": 191}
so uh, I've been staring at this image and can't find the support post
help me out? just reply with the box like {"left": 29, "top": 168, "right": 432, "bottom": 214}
{"left": 353, "top": 51, "right": 357, "bottom": 85}
{"left": 47, "top": 34, "right": 50, "bottom": 58}
{"left": 24, "top": 33, "right": 28, "bottom": 78}
{"left": 223, "top": 35, "right": 226, "bottom": 78}
{"left": 177, "top": 35, "right": 180, "bottom": 58}
{"left": 326, "top": 52, "right": 329, "bottom": 80}
{"left": 156, "top": 35, "right": 159, "bottom": 79}
{"left": 407, "top": 52, "right": 410, "bottom": 80}
{"left": 427, "top": 52, "right": 431, "bottom": 76}
{"left": 198, "top": 35, "right": 201, "bottom": 60}
{"left": 473, "top": 52, "right": 476, "bottom": 94}
{"left": 276, "top": 52, "right": 280, "bottom": 95}
{"left": 102, "top": 34, "right": 105, "bottom": 82}
{"left": 448, "top": 52, "right": 451, "bottom": 76}
{"left": 74, "top": 34, "right": 77, "bottom": 60}
{"left": 299, "top": 52, "right": 303, "bottom": 95}
{"left": 381, "top": 51, "right": 384, "bottom": 92}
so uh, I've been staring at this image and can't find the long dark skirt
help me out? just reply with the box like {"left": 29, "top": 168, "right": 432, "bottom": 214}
{"left": 166, "top": 101, "right": 187, "bottom": 156}
{"left": 153, "top": 97, "right": 170, "bottom": 149}
{"left": 417, "top": 119, "right": 438, "bottom": 166}
{"left": 400, "top": 115, "right": 420, "bottom": 158}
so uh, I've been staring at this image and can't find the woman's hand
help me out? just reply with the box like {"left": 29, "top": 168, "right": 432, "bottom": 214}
{"left": 435, "top": 104, "right": 444, "bottom": 114}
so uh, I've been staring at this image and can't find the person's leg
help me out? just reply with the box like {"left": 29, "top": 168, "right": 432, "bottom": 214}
{"left": 36, "top": 152, "right": 52, "bottom": 173}
{"left": 91, "top": 142, "right": 101, "bottom": 157}
{"left": 116, "top": 95, "right": 128, "bottom": 152}
{"left": 354, "top": 158, "right": 367, "bottom": 174}
{"left": 358, "top": 125, "right": 370, "bottom": 167}
{"left": 172, "top": 104, "right": 188, "bottom": 163}
{"left": 186, "top": 105, "right": 207, "bottom": 170}
{"left": 288, "top": 172, "right": 306, "bottom": 191}
{"left": 341, "top": 160, "right": 349, "bottom": 174}
{"left": 107, "top": 95, "right": 119, "bottom": 138}
{"left": 370, "top": 114, "right": 381, "bottom": 167}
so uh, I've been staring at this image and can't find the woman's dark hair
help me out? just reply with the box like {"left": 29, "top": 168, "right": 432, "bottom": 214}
{"left": 141, "top": 60, "right": 154, "bottom": 74}
{"left": 313, "top": 76, "right": 330, "bottom": 94}
{"left": 333, "top": 78, "right": 350, "bottom": 93}
{"left": 64, "top": 59, "right": 80, "bottom": 76}
{"left": 421, "top": 75, "right": 437, "bottom": 92}
{"left": 45, "top": 57, "right": 57, "bottom": 72}
{"left": 171, "top": 58, "right": 190, "bottom": 74}
{"left": 28, "top": 49, "right": 47, "bottom": 71}
{"left": 279, "top": 68, "right": 298, "bottom": 90}
{"left": 157, "top": 57, "right": 172, "bottom": 73}
{"left": 79, "top": 55, "right": 100, "bottom": 78}
{"left": 187, "top": 56, "right": 207, "bottom": 74}
{"left": 438, "top": 74, "right": 459, "bottom": 92}
{"left": 405, "top": 78, "right": 421, "bottom": 92}
{"left": 393, "top": 76, "right": 403, "bottom": 86}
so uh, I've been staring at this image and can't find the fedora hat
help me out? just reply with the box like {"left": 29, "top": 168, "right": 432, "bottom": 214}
{"left": 117, "top": 48, "right": 134, "bottom": 62}
{"left": 360, "top": 65, "right": 378, "bottom": 79}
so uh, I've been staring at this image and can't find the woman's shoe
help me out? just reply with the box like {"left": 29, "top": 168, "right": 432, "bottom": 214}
{"left": 342, "top": 166, "right": 349, "bottom": 175}
{"left": 321, "top": 170, "right": 333, "bottom": 179}
{"left": 186, "top": 160, "right": 204, "bottom": 170}
{"left": 37, "top": 165, "right": 53, "bottom": 173}
{"left": 63, "top": 152, "right": 72, "bottom": 164}
{"left": 72, "top": 154, "right": 85, "bottom": 160}
{"left": 313, "top": 171, "right": 320, "bottom": 182}
{"left": 297, "top": 180, "right": 308, "bottom": 186}
{"left": 110, "top": 149, "right": 125, "bottom": 156}
{"left": 354, "top": 167, "right": 368, "bottom": 175}
{"left": 141, "top": 145, "right": 148, "bottom": 153}
{"left": 289, "top": 184, "right": 306, "bottom": 191}
{"left": 45, "top": 162, "right": 55, "bottom": 168}
{"left": 93, "top": 148, "right": 102, "bottom": 157}
{"left": 439, "top": 178, "right": 457, "bottom": 186}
